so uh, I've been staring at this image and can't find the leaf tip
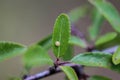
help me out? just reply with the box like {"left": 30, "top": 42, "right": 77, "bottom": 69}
{"left": 112, "top": 57, "right": 119, "bottom": 65}
{"left": 112, "top": 55, "right": 120, "bottom": 65}
{"left": 60, "top": 13, "right": 69, "bottom": 17}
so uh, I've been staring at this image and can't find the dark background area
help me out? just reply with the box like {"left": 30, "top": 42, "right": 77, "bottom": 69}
{"left": 0, "top": 0, "right": 120, "bottom": 80}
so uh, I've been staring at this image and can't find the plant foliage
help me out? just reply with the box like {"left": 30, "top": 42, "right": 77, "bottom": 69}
{"left": 0, "top": 0, "right": 120, "bottom": 80}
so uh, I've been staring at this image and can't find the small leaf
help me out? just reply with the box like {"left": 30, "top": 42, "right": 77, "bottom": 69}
{"left": 96, "top": 34, "right": 120, "bottom": 50}
{"left": 37, "top": 34, "right": 52, "bottom": 50}
{"left": 71, "top": 52, "right": 111, "bottom": 68}
{"left": 68, "top": 6, "right": 88, "bottom": 23}
{"left": 71, "top": 52, "right": 120, "bottom": 73}
{"left": 89, "top": 9, "right": 104, "bottom": 40}
{"left": 95, "top": 32, "right": 117, "bottom": 46}
{"left": 88, "top": 75, "right": 111, "bottom": 80}
{"left": 0, "top": 41, "right": 26, "bottom": 62}
{"left": 69, "top": 36, "right": 87, "bottom": 48}
{"left": 62, "top": 45, "right": 74, "bottom": 61}
{"left": 52, "top": 13, "right": 71, "bottom": 58}
{"left": 60, "top": 66, "right": 78, "bottom": 80}
{"left": 23, "top": 45, "right": 53, "bottom": 69}
{"left": 112, "top": 46, "right": 120, "bottom": 65}
{"left": 89, "top": 0, "right": 120, "bottom": 33}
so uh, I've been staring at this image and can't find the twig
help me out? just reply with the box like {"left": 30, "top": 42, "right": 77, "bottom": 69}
{"left": 92, "top": 46, "right": 118, "bottom": 54}
{"left": 23, "top": 45, "right": 118, "bottom": 80}
{"left": 101, "top": 46, "right": 118, "bottom": 54}
{"left": 23, "top": 63, "right": 85, "bottom": 80}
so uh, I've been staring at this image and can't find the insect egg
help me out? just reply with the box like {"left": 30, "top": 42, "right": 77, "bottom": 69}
{"left": 55, "top": 41, "right": 60, "bottom": 46}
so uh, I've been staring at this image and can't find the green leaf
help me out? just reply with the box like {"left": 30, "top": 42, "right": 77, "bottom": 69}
{"left": 71, "top": 52, "right": 111, "bottom": 68}
{"left": 68, "top": 6, "right": 88, "bottom": 23}
{"left": 62, "top": 45, "right": 74, "bottom": 61}
{"left": 60, "top": 66, "right": 78, "bottom": 80}
{"left": 0, "top": 41, "right": 26, "bottom": 62}
{"left": 37, "top": 34, "right": 52, "bottom": 50}
{"left": 88, "top": 75, "right": 111, "bottom": 80}
{"left": 89, "top": 0, "right": 120, "bottom": 33}
{"left": 112, "top": 46, "right": 120, "bottom": 65}
{"left": 52, "top": 13, "right": 71, "bottom": 58}
{"left": 95, "top": 32, "right": 117, "bottom": 46}
{"left": 69, "top": 36, "right": 87, "bottom": 48}
{"left": 9, "top": 77, "right": 21, "bottom": 80}
{"left": 96, "top": 33, "right": 120, "bottom": 50}
{"left": 23, "top": 45, "right": 53, "bottom": 69}
{"left": 71, "top": 52, "right": 120, "bottom": 73}
{"left": 89, "top": 9, "right": 104, "bottom": 40}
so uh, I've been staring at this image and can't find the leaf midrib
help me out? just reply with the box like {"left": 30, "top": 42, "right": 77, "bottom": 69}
{"left": 57, "top": 19, "right": 63, "bottom": 57}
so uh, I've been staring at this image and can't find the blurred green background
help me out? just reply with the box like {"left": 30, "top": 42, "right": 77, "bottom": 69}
{"left": 0, "top": 0, "right": 120, "bottom": 80}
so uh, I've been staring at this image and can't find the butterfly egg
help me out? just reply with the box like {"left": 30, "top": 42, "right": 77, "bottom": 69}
{"left": 55, "top": 41, "right": 60, "bottom": 46}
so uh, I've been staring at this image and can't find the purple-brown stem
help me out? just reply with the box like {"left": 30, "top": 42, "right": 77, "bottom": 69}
{"left": 23, "top": 63, "right": 86, "bottom": 80}
{"left": 71, "top": 25, "right": 85, "bottom": 39}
